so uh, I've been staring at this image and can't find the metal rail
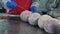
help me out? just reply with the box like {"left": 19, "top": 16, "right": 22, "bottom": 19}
{"left": 0, "top": 13, "right": 20, "bottom": 19}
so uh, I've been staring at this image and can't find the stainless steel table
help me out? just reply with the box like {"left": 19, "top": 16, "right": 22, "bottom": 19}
{"left": 5, "top": 17, "right": 48, "bottom": 34}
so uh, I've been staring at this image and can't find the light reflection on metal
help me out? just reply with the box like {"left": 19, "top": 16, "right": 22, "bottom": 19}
{"left": 0, "top": 13, "right": 20, "bottom": 19}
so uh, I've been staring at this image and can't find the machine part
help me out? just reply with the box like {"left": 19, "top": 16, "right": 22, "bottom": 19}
{"left": 38, "top": 15, "right": 52, "bottom": 29}
{"left": 39, "top": 0, "right": 49, "bottom": 12}
{"left": 46, "top": 0, "right": 57, "bottom": 11}
{"left": 50, "top": 8, "right": 60, "bottom": 18}
{"left": 47, "top": 0, "right": 60, "bottom": 18}
{"left": 44, "top": 18, "right": 59, "bottom": 34}
{"left": 0, "top": 13, "right": 20, "bottom": 19}
{"left": 28, "top": 13, "right": 41, "bottom": 25}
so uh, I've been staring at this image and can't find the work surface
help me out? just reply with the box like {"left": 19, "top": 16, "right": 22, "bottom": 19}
{"left": 5, "top": 17, "right": 48, "bottom": 34}
{"left": 0, "top": 13, "right": 48, "bottom": 34}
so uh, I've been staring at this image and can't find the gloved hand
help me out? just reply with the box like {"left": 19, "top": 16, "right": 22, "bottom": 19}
{"left": 30, "top": 2, "right": 39, "bottom": 13}
{"left": 6, "top": 1, "right": 16, "bottom": 9}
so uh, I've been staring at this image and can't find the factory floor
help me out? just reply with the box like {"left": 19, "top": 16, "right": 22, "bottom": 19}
{"left": 5, "top": 17, "right": 49, "bottom": 34}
